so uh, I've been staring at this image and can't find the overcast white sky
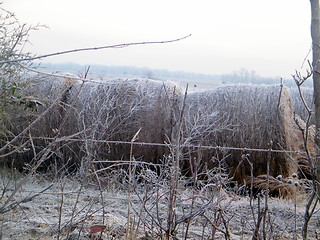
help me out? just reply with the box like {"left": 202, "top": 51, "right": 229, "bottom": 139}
{"left": 4, "top": 0, "right": 312, "bottom": 78}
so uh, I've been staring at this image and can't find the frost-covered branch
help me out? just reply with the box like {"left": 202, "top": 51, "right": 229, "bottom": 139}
{"left": 0, "top": 34, "right": 192, "bottom": 64}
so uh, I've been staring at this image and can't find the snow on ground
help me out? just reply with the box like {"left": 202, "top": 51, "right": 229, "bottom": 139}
{"left": 0, "top": 174, "right": 319, "bottom": 240}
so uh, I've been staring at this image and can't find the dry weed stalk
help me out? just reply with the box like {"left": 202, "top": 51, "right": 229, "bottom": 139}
{"left": 126, "top": 128, "right": 141, "bottom": 240}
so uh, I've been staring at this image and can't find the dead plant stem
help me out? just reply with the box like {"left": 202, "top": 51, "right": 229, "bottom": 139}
{"left": 127, "top": 128, "right": 141, "bottom": 239}
{"left": 57, "top": 180, "right": 65, "bottom": 240}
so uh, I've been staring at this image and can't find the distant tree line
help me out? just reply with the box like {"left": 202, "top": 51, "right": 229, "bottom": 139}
{"left": 41, "top": 62, "right": 221, "bottom": 81}
{"left": 41, "top": 63, "right": 310, "bottom": 87}
{"left": 221, "top": 68, "right": 313, "bottom": 87}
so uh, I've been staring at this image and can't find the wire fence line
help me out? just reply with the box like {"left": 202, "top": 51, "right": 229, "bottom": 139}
{"left": 28, "top": 136, "right": 316, "bottom": 156}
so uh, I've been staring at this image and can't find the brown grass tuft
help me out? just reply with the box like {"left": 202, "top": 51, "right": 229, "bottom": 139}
{"left": 248, "top": 174, "right": 306, "bottom": 199}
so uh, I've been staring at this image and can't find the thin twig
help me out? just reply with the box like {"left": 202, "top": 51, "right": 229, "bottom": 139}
{"left": 0, "top": 35, "right": 192, "bottom": 64}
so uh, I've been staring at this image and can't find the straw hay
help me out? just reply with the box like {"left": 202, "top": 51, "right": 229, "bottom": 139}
{"left": 3, "top": 78, "right": 315, "bottom": 190}
{"left": 285, "top": 87, "right": 315, "bottom": 180}
{"left": 182, "top": 84, "right": 309, "bottom": 182}
{"left": 72, "top": 78, "right": 180, "bottom": 166}
{"left": 4, "top": 75, "right": 181, "bottom": 171}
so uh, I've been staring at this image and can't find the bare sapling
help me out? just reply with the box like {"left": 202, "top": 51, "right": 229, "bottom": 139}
{"left": 292, "top": 65, "right": 319, "bottom": 240}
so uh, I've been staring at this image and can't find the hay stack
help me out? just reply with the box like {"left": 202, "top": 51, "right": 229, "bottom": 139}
{"left": 183, "top": 84, "right": 310, "bottom": 182}
{"left": 72, "top": 78, "right": 181, "bottom": 166}
{"left": 5, "top": 75, "right": 181, "bottom": 171}
{"left": 3, "top": 76, "right": 314, "bottom": 186}
{"left": 3, "top": 73, "right": 86, "bottom": 170}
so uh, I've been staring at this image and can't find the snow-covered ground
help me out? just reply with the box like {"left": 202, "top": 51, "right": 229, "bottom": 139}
{"left": 1, "top": 173, "right": 319, "bottom": 240}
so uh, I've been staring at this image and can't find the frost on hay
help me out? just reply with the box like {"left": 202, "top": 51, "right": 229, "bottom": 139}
{"left": 182, "top": 84, "right": 307, "bottom": 182}
{"left": 4, "top": 76, "right": 182, "bottom": 172}
{"left": 3, "top": 77, "right": 312, "bottom": 185}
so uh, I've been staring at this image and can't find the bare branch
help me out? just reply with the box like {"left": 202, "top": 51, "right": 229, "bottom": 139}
{"left": 0, "top": 34, "right": 192, "bottom": 64}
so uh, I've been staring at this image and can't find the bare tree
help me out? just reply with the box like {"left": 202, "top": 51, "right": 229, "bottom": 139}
{"left": 310, "top": 1, "right": 320, "bottom": 182}
{"left": 297, "top": 2, "right": 320, "bottom": 239}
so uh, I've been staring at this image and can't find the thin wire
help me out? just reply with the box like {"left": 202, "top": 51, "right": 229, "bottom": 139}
{"left": 28, "top": 136, "right": 315, "bottom": 155}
